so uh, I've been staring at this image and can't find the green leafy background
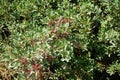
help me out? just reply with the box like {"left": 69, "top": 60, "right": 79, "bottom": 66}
{"left": 0, "top": 0, "right": 120, "bottom": 80}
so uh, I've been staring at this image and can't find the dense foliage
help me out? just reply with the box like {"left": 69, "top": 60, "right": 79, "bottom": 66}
{"left": 0, "top": 0, "right": 120, "bottom": 80}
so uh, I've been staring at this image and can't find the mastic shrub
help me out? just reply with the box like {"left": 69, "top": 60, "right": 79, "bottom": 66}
{"left": 0, "top": 0, "right": 120, "bottom": 80}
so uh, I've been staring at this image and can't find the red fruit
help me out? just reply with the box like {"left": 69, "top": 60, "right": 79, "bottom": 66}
{"left": 32, "top": 63, "right": 40, "bottom": 71}
{"left": 24, "top": 69, "right": 31, "bottom": 74}
{"left": 20, "top": 58, "right": 28, "bottom": 65}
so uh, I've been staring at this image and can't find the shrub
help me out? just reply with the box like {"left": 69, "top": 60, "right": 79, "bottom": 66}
{"left": 0, "top": 0, "right": 120, "bottom": 80}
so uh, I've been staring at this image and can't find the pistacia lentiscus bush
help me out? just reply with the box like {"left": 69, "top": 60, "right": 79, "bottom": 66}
{"left": 0, "top": 0, "right": 120, "bottom": 80}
